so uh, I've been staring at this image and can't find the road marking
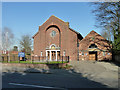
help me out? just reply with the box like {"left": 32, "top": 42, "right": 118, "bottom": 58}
{"left": 9, "top": 83, "right": 65, "bottom": 89}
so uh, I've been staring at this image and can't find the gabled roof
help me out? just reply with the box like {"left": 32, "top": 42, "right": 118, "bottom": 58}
{"left": 32, "top": 32, "right": 39, "bottom": 38}
{"left": 33, "top": 15, "right": 82, "bottom": 38}
{"left": 41, "top": 15, "right": 66, "bottom": 26}
{"left": 50, "top": 15, "right": 65, "bottom": 23}
{"left": 79, "top": 30, "right": 101, "bottom": 44}
{"left": 69, "top": 28, "right": 80, "bottom": 34}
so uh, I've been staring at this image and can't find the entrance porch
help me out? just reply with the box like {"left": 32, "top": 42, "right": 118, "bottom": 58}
{"left": 46, "top": 50, "right": 60, "bottom": 61}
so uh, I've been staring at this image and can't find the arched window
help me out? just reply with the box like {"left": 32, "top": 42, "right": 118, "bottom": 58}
{"left": 50, "top": 44, "right": 56, "bottom": 50}
{"left": 63, "top": 50, "right": 66, "bottom": 56}
{"left": 41, "top": 51, "right": 43, "bottom": 56}
{"left": 89, "top": 44, "right": 97, "bottom": 48}
{"left": 51, "top": 45, "right": 55, "bottom": 50}
{"left": 51, "top": 30, "right": 56, "bottom": 37}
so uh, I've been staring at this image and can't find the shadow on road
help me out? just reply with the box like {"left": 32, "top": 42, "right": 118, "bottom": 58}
{"left": 2, "top": 68, "right": 118, "bottom": 90}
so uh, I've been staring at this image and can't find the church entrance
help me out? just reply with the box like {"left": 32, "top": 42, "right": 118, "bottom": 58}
{"left": 51, "top": 51, "right": 56, "bottom": 60}
{"left": 46, "top": 44, "right": 60, "bottom": 61}
{"left": 46, "top": 50, "right": 60, "bottom": 61}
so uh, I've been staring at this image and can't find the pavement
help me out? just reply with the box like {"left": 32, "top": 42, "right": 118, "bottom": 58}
{"left": 70, "top": 60, "right": 119, "bottom": 88}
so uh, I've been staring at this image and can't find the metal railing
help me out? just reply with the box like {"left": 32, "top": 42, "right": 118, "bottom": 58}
{"left": 0, "top": 55, "right": 69, "bottom": 64}
{"left": 31, "top": 56, "right": 69, "bottom": 63}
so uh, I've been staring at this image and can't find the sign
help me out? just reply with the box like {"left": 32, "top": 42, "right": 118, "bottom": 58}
{"left": 18, "top": 52, "right": 25, "bottom": 57}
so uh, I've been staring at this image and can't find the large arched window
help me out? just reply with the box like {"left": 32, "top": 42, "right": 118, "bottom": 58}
{"left": 89, "top": 44, "right": 97, "bottom": 48}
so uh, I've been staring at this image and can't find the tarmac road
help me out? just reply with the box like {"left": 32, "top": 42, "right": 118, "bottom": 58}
{"left": 2, "top": 61, "right": 119, "bottom": 90}
{"left": 2, "top": 69, "right": 109, "bottom": 89}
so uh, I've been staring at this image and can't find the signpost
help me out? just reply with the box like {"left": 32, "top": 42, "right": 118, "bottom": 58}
{"left": 18, "top": 52, "right": 25, "bottom": 61}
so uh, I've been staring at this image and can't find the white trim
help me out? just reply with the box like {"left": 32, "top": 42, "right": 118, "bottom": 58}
{"left": 50, "top": 51, "right": 51, "bottom": 61}
{"left": 46, "top": 50, "right": 60, "bottom": 52}
{"left": 63, "top": 50, "right": 66, "bottom": 56}
{"left": 49, "top": 44, "right": 56, "bottom": 49}
{"left": 46, "top": 51, "right": 48, "bottom": 60}
{"left": 41, "top": 51, "right": 43, "bottom": 56}
{"left": 46, "top": 50, "right": 60, "bottom": 61}
{"left": 56, "top": 51, "right": 57, "bottom": 61}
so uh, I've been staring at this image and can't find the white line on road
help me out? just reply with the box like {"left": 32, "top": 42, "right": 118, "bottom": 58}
{"left": 9, "top": 83, "right": 65, "bottom": 89}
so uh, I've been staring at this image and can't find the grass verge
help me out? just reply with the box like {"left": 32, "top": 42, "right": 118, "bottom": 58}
{"left": 1, "top": 60, "right": 68, "bottom": 64}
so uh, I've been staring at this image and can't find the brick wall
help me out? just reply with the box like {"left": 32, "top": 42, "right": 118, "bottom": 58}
{"left": 79, "top": 30, "right": 112, "bottom": 61}
{"left": 33, "top": 16, "right": 82, "bottom": 60}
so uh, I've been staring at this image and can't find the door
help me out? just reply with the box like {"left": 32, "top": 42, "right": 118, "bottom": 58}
{"left": 89, "top": 52, "right": 97, "bottom": 60}
{"left": 89, "top": 53, "right": 95, "bottom": 60}
{"left": 51, "top": 51, "right": 56, "bottom": 60}
{"left": 57, "top": 51, "right": 60, "bottom": 60}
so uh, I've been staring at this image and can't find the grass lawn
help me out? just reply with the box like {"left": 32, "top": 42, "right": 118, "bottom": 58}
{"left": 1, "top": 60, "right": 68, "bottom": 64}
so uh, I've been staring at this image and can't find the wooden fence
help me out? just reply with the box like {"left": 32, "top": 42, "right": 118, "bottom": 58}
{"left": 0, "top": 55, "right": 31, "bottom": 62}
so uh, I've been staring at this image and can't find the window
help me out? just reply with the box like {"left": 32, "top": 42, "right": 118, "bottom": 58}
{"left": 89, "top": 44, "right": 97, "bottom": 48}
{"left": 77, "top": 43, "right": 79, "bottom": 47}
{"left": 41, "top": 51, "right": 43, "bottom": 56}
{"left": 63, "top": 50, "right": 66, "bottom": 56}
{"left": 51, "top": 45, "right": 55, "bottom": 49}
{"left": 103, "top": 51, "right": 105, "bottom": 56}
{"left": 82, "top": 52, "right": 84, "bottom": 56}
{"left": 79, "top": 52, "right": 82, "bottom": 55}
{"left": 51, "top": 30, "right": 56, "bottom": 37}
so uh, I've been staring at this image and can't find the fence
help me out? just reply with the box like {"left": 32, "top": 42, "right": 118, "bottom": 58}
{"left": 31, "top": 56, "right": 69, "bottom": 63}
{"left": 0, "top": 55, "right": 31, "bottom": 63}
{"left": 0, "top": 55, "right": 69, "bottom": 64}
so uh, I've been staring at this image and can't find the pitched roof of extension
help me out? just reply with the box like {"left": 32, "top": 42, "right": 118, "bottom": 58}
{"left": 79, "top": 30, "right": 111, "bottom": 51}
{"left": 33, "top": 15, "right": 82, "bottom": 38}
{"left": 79, "top": 30, "right": 100, "bottom": 44}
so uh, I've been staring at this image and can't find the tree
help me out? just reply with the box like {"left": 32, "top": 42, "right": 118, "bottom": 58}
{"left": 100, "top": 25, "right": 111, "bottom": 41}
{"left": 91, "top": 2, "right": 120, "bottom": 51}
{"left": 2, "top": 27, "right": 14, "bottom": 51}
{"left": 101, "top": 30, "right": 109, "bottom": 40}
{"left": 19, "top": 34, "right": 32, "bottom": 55}
{"left": 13, "top": 46, "right": 18, "bottom": 51}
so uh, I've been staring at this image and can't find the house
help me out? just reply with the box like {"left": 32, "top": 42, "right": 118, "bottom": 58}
{"left": 33, "top": 15, "right": 112, "bottom": 61}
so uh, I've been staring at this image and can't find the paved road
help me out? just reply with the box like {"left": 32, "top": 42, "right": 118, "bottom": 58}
{"left": 2, "top": 69, "right": 109, "bottom": 89}
{"left": 2, "top": 61, "right": 119, "bottom": 89}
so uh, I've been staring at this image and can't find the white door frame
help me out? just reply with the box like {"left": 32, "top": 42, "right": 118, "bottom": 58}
{"left": 46, "top": 50, "right": 60, "bottom": 61}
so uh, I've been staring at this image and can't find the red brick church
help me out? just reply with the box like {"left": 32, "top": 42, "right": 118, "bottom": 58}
{"left": 33, "top": 15, "right": 112, "bottom": 61}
